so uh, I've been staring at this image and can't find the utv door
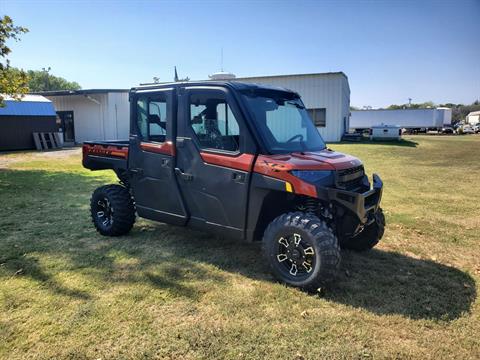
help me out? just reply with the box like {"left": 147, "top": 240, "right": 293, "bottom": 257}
{"left": 175, "top": 87, "right": 256, "bottom": 238}
{"left": 129, "top": 88, "right": 187, "bottom": 225}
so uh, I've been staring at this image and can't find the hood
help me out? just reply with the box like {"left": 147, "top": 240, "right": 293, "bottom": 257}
{"left": 256, "top": 149, "right": 363, "bottom": 172}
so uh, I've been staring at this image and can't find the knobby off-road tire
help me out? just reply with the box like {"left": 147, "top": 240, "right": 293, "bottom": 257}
{"left": 262, "top": 212, "right": 341, "bottom": 291}
{"left": 342, "top": 208, "right": 385, "bottom": 251}
{"left": 90, "top": 184, "right": 135, "bottom": 236}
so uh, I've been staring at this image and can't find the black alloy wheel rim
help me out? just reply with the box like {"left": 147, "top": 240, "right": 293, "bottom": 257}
{"left": 95, "top": 197, "right": 113, "bottom": 229}
{"left": 276, "top": 233, "right": 316, "bottom": 279}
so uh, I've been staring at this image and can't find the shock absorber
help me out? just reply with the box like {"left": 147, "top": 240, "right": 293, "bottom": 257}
{"left": 305, "top": 198, "right": 318, "bottom": 214}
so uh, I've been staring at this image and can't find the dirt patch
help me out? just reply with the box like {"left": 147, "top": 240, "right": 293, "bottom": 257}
{"left": 0, "top": 148, "right": 82, "bottom": 169}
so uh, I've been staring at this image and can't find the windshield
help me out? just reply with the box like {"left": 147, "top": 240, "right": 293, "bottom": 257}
{"left": 242, "top": 90, "right": 326, "bottom": 154}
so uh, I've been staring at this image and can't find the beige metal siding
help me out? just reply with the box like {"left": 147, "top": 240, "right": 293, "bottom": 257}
{"left": 235, "top": 73, "right": 350, "bottom": 142}
{"left": 46, "top": 92, "right": 129, "bottom": 143}
{"left": 107, "top": 92, "right": 130, "bottom": 139}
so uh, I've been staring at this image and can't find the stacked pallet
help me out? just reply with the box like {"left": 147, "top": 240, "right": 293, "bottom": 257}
{"left": 32, "top": 132, "right": 63, "bottom": 150}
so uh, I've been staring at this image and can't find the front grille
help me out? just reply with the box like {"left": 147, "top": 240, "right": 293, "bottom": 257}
{"left": 338, "top": 165, "right": 364, "bottom": 177}
{"left": 337, "top": 165, "right": 365, "bottom": 190}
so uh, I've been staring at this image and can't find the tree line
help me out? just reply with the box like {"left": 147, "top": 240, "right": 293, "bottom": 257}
{"left": 9, "top": 67, "right": 81, "bottom": 92}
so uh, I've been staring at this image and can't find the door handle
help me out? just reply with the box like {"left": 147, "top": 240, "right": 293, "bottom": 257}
{"left": 232, "top": 172, "right": 246, "bottom": 183}
{"left": 175, "top": 168, "right": 193, "bottom": 181}
{"left": 176, "top": 138, "right": 186, "bottom": 148}
{"left": 130, "top": 168, "right": 143, "bottom": 175}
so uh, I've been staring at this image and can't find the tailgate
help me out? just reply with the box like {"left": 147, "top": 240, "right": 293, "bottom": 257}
{"left": 82, "top": 141, "right": 129, "bottom": 171}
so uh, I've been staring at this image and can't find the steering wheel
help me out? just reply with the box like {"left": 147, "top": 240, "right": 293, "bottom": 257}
{"left": 208, "top": 128, "right": 224, "bottom": 150}
{"left": 286, "top": 134, "right": 304, "bottom": 143}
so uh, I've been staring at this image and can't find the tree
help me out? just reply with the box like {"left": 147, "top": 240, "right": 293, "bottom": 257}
{"left": 386, "top": 101, "right": 435, "bottom": 110}
{"left": 0, "top": 15, "right": 29, "bottom": 105}
{"left": 26, "top": 68, "right": 81, "bottom": 92}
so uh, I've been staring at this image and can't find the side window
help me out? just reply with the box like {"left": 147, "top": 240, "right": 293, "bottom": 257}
{"left": 189, "top": 92, "right": 240, "bottom": 152}
{"left": 308, "top": 108, "right": 326, "bottom": 127}
{"left": 136, "top": 95, "right": 168, "bottom": 142}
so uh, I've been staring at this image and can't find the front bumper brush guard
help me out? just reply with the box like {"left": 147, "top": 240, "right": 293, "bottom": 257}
{"left": 323, "top": 173, "right": 383, "bottom": 224}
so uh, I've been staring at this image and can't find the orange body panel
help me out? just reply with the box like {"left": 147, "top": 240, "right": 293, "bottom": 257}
{"left": 200, "top": 152, "right": 255, "bottom": 172}
{"left": 254, "top": 155, "right": 318, "bottom": 197}
{"left": 82, "top": 143, "right": 129, "bottom": 159}
{"left": 140, "top": 141, "right": 175, "bottom": 156}
{"left": 253, "top": 150, "right": 363, "bottom": 198}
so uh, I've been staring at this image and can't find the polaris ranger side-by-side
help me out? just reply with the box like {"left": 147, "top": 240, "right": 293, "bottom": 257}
{"left": 83, "top": 81, "right": 385, "bottom": 290}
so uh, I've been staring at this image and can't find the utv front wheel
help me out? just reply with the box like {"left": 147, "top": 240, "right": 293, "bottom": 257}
{"left": 342, "top": 208, "right": 385, "bottom": 251}
{"left": 90, "top": 184, "right": 135, "bottom": 236}
{"left": 263, "top": 212, "right": 340, "bottom": 291}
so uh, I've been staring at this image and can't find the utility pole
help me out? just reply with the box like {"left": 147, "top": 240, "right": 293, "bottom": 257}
{"left": 42, "top": 67, "right": 51, "bottom": 91}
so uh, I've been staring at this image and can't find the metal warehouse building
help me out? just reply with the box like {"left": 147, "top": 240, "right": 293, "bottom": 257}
{"left": 40, "top": 89, "right": 129, "bottom": 144}
{"left": 40, "top": 72, "right": 350, "bottom": 144}
{"left": 235, "top": 72, "right": 350, "bottom": 142}
{"left": 0, "top": 95, "right": 57, "bottom": 151}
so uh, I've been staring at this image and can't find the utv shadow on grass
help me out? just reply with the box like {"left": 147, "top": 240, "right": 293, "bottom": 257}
{"left": 143, "top": 225, "right": 476, "bottom": 321}
{"left": 326, "top": 249, "right": 476, "bottom": 321}
{"left": 0, "top": 169, "right": 475, "bottom": 322}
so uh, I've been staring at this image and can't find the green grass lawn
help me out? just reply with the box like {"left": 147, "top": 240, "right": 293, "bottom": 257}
{"left": 1, "top": 135, "right": 479, "bottom": 359}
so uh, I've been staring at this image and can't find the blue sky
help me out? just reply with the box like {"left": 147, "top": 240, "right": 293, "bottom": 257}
{"left": 2, "top": 0, "right": 479, "bottom": 108}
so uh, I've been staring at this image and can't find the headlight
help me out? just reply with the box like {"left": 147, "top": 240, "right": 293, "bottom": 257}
{"left": 290, "top": 170, "right": 334, "bottom": 186}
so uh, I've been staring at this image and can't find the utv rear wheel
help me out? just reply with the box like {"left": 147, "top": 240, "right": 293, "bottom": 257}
{"left": 90, "top": 184, "right": 135, "bottom": 236}
{"left": 342, "top": 208, "right": 385, "bottom": 251}
{"left": 262, "top": 212, "right": 340, "bottom": 291}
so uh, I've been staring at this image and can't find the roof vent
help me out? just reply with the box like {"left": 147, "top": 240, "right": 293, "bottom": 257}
{"left": 208, "top": 71, "right": 236, "bottom": 80}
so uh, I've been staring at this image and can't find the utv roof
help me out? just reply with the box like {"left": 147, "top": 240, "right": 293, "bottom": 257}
{"left": 131, "top": 80, "right": 299, "bottom": 96}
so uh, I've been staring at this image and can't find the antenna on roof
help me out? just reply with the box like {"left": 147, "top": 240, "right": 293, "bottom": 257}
{"left": 221, "top": 47, "right": 224, "bottom": 72}
{"left": 174, "top": 66, "right": 179, "bottom": 82}
{"left": 208, "top": 47, "right": 236, "bottom": 80}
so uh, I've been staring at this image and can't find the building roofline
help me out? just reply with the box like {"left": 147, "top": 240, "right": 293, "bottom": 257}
{"left": 235, "top": 71, "right": 349, "bottom": 81}
{"left": 33, "top": 89, "right": 129, "bottom": 96}
{"left": 1, "top": 94, "right": 52, "bottom": 103}
{"left": 351, "top": 108, "right": 444, "bottom": 112}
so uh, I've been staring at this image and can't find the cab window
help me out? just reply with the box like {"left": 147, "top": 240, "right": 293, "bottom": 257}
{"left": 136, "top": 96, "right": 167, "bottom": 142}
{"left": 189, "top": 91, "right": 240, "bottom": 152}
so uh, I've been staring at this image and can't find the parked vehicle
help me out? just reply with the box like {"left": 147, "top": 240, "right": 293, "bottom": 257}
{"left": 441, "top": 125, "right": 454, "bottom": 134}
{"left": 369, "top": 124, "right": 402, "bottom": 140}
{"left": 82, "top": 81, "right": 385, "bottom": 290}
{"left": 462, "top": 125, "right": 475, "bottom": 134}
{"left": 474, "top": 123, "right": 480, "bottom": 134}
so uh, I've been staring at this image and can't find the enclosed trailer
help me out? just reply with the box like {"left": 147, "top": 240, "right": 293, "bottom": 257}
{"left": 437, "top": 107, "right": 452, "bottom": 125}
{"left": 350, "top": 108, "right": 447, "bottom": 131}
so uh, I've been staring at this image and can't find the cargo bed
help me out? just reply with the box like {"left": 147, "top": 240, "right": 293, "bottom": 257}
{"left": 82, "top": 140, "right": 129, "bottom": 171}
